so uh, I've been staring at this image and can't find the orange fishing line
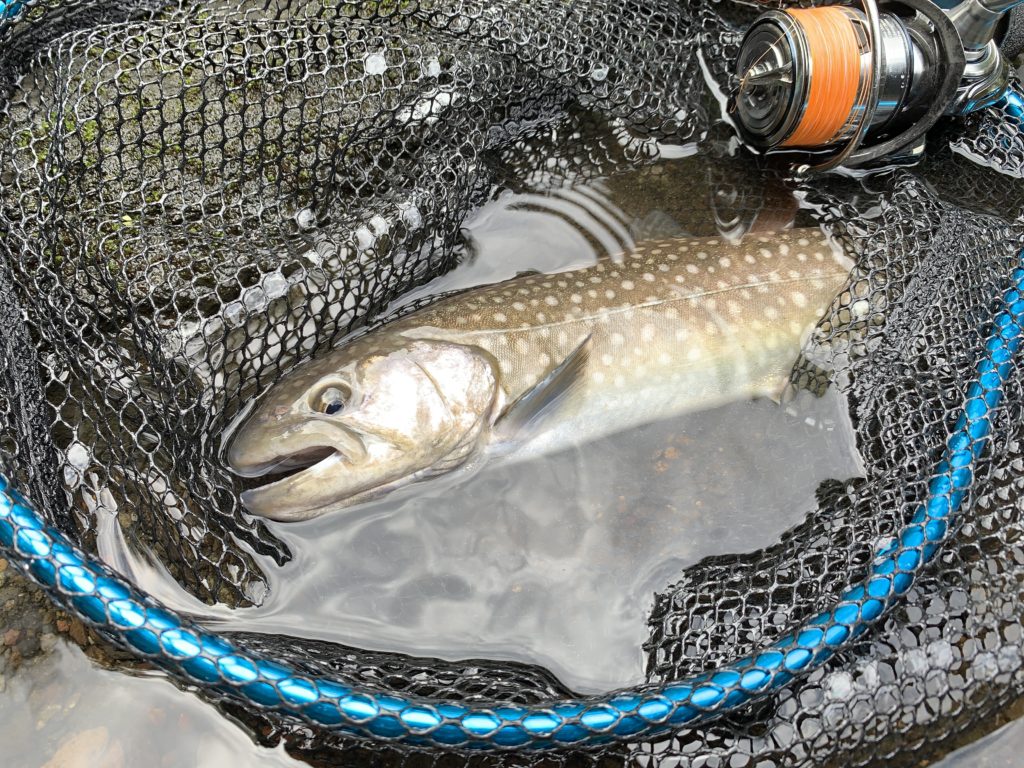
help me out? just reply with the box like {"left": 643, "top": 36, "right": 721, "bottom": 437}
{"left": 782, "top": 7, "right": 861, "bottom": 147}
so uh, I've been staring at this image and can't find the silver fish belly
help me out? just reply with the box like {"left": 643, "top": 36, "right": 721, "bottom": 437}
{"left": 227, "top": 229, "right": 852, "bottom": 520}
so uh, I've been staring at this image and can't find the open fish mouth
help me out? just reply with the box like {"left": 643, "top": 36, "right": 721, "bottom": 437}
{"left": 232, "top": 445, "right": 338, "bottom": 480}
{"left": 235, "top": 446, "right": 343, "bottom": 491}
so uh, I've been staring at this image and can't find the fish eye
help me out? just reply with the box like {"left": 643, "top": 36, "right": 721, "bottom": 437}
{"left": 312, "top": 385, "right": 349, "bottom": 415}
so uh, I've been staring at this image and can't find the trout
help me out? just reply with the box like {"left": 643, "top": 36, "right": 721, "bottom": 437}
{"left": 227, "top": 230, "right": 851, "bottom": 520}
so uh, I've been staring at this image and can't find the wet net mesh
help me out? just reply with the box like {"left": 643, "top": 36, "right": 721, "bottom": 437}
{"left": 3, "top": 0, "right": 1024, "bottom": 765}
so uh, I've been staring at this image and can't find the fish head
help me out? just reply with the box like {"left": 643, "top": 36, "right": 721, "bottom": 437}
{"left": 227, "top": 336, "right": 501, "bottom": 520}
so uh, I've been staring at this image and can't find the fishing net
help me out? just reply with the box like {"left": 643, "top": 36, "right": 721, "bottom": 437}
{"left": 3, "top": 0, "right": 1024, "bottom": 764}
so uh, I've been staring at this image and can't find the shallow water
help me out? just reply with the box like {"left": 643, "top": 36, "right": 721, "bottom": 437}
{"left": 0, "top": 642, "right": 299, "bottom": 767}
{"left": 101, "top": 154, "right": 864, "bottom": 693}
{"left": 3, "top": 123, "right": 1018, "bottom": 765}
{"left": 225, "top": 389, "right": 862, "bottom": 693}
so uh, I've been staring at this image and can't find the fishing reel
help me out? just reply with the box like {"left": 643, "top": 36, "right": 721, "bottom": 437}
{"left": 731, "top": 0, "right": 1023, "bottom": 170}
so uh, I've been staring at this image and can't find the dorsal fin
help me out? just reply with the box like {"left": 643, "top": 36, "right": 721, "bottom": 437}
{"left": 494, "top": 334, "right": 592, "bottom": 443}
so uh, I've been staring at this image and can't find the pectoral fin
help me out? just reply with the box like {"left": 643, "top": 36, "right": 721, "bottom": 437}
{"left": 494, "top": 334, "right": 592, "bottom": 443}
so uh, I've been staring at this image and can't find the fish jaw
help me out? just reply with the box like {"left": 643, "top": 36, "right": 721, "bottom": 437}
{"left": 227, "top": 413, "right": 367, "bottom": 478}
{"left": 227, "top": 338, "right": 502, "bottom": 520}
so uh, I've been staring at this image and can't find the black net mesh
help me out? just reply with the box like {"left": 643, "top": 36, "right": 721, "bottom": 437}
{"left": 3, "top": 0, "right": 1024, "bottom": 765}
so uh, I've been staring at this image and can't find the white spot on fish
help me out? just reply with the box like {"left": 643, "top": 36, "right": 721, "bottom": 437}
{"left": 593, "top": 371, "right": 606, "bottom": 384}
{"left": 719, "top": 257, "right": 731, "bottom": 268}
{"left": 571, "top": 294, "right": 582, "bottom": 304}
{"left": 686, "top": 264, "right": 698, "bottom": 274}
{"left": 792, "top": 292, "right": 808, "bottom": 308}
{"left": 643, "top": 273, "right": 655, "bottom": 282}
{"left": 613, "top": 374, "right": 625, "bottom": 388}
{"left": 621, "top": 280, "right": 635, "bottom": 290}
{"left": 494, "top": 312, "right": 507, "bottom": 323}
{"left": 605, "top": 290, "right": 616, "bottom": 300}
{"left": 601, "top": 353, "right": 614, "bottom": 366}
{"left": 641, "top": 325, "right": 656, "bottom": 342}
{"left": 513, "top": 302, "right": 525, "bottom": 311}
{"left": 545, "top": 296, "right": 559, "bottom": 307}
{"left": 697, "top": 251, "right": 708, "bottom": 260}
{"left": 611, "top": 333, "right": 624, "bottom": 346}
{"left": 515, "top": 338, "right": 530, "bottom": 355}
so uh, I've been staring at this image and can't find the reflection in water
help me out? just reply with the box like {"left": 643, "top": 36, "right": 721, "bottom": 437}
{"left": 229, "top": 391, "right": 862, "bottom": 692}
{"left": 0, "top": 642, "right": 299, "bottom": 767}
{"left": 201, "top": 171, "right": 864, "bottom": 693}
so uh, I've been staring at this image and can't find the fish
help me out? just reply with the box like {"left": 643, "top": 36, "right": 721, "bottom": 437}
{"left": 227, "top": 229, "right": 852, "bottom": 521}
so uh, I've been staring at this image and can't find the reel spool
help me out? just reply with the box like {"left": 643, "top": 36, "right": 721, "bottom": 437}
{"left": 732, "top": 0, "right": 1018, "bottom": 169}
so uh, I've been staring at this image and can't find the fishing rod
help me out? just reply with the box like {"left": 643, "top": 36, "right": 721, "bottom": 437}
{"left": 731, "top": 0, "right": 1024, "bottom": 169}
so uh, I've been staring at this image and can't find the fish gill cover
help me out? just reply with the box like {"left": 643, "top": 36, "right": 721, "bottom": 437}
{"left": 1, "top": 0, "right": 1024, "bottom": 765}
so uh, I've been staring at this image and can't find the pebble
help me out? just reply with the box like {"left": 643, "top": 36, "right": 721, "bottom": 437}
{"left": 42, "top": 727, "right": 124, "bottom": 768}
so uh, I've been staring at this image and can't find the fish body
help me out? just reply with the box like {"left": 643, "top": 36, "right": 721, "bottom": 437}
{"left": 228, "top": 230, "right": 851, "bottom": 520}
